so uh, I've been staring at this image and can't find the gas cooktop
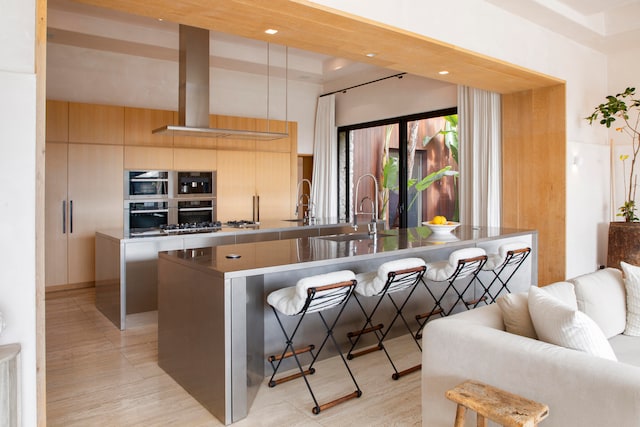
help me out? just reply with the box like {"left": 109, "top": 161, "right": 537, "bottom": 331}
{"left": 161, "top": 221, "right": 222, "bottom": 234}
{"left": 225, "top": 220, "right": 260, "bottom": 228}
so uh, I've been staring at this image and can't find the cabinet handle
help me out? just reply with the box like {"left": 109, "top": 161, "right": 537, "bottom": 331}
{"left": 62, "top": 200, "right": 66, "bottom": 234}
{"left": 253, "top": 195, "right": 260, "bottom": 223}
{"left": 69, "top": 200, "right": 73, "bottom": 234}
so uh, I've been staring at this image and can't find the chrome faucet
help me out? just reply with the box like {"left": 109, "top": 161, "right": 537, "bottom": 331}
{"left": 353, "top": 173, "right": 379, "bottom": 235}
{"left": 295, "top": 179, "right": 314, "bottom": 221}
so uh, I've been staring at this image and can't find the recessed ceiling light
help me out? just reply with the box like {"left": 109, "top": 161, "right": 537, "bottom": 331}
{"left": 333, "top": 65, "right": 343, "bottom": 71}
{"left": 439, "top": 70, "right": 449, "bottom": 75}
{"left": 265, "top": 29, "right": 278, "bottom": 35}
{"left": 366, "top": 53, "right": 376, "bottom": 58}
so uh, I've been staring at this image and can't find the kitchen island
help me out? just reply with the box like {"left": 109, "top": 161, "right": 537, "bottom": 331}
{"left": 157, "top": 225, "right": 537, "bottom": 424}
{"left": 95, "top": 219, "right": 354, "bottom": 329}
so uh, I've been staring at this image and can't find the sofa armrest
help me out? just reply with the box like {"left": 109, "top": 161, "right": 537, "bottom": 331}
{"left": 422, "top": 312, "right": 640, "bottom": 427}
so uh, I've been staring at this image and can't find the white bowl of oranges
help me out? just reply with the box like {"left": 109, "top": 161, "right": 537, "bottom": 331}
{"left": 422, "top": 216, "right": 460, "bottom": 235}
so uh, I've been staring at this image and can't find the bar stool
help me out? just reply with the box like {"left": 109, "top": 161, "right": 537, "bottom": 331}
{"left": 415, "top": 248, "right": 487, "bottom": 339}
{"left": 266, "top": 270, "right": 361, "bottom": 415}
{"left": 346, "top": 257, "right": 427, "bottom": 380}
{"left": 475, "top": 242, "right": 531, "bottom": 306}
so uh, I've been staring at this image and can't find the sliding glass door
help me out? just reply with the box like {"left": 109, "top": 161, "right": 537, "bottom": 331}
{"left": 338, "top": 108, "right": 458, "bottom": 229}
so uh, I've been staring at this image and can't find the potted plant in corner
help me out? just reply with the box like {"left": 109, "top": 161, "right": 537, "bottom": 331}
{"left": 586, "top": 87, "right": 640, "bottom": 267}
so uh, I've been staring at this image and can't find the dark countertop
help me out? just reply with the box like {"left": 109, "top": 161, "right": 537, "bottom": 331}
{"left": 97, "top": 217, "right": 352, "bottom": 242}
{"left": 159, "top": 225, "right": 536, "bottom": 278}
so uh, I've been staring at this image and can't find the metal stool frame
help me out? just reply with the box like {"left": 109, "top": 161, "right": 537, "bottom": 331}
{"left": 474, "top": 247, "right": 531, "bottom": 307}
{"left": 346, "top": 265, "right": 427, "bottom": 380}
{"left": 415, "top": 255, "right": 487, "bottom": 339}
{"left": 267, "top": 279, "right": 362, "bottom": 415}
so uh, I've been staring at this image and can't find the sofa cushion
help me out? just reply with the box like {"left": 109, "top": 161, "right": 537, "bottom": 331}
{"left": 528, "top": 286, "right": 617, "bottom": 360}
{"left": 569, "top": 268, "right": 625, "bottom": 338}
{"left": 497, "top": 293, "right": 537, "bottom": 339}
{"left": 609, "top": 334, "right": 640, "bottom": 368}
{"left": 496, "top": 281, "right": 575, "bottom": 339}
{"left": 622, "top": 261, "right": 640, "bottom": 336}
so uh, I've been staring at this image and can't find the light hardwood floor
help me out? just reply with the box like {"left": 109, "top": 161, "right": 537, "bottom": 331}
{"left": 46, "top": 288, "right": 423, "bottom": 426}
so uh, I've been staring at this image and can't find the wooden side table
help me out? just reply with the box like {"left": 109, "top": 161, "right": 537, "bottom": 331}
{"left": 445, "top": 380, "right": 548, "bottom": 427}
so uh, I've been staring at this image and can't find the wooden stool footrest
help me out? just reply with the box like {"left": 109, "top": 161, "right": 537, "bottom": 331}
{"left": 464, "top": 296, "right": 487, "bottom": 306}
{"left": 268, "top": 344, "right": 315, "bottom": 362}
{"left": 391, "top": 364, "right": 421, "bottom": 380}
{"left": 347, "top": 323, "right": 384, "bottom": 338}
{"left": 312, "top": 390, "right": 362, "bottom": 415}
{"left": 347, "top": 344, "right": 383, "bottom": 359}
{"left": 416, "top": 308, "right": 443, "bottom": 320}
{"left": 446, "top": 380, "right": 549, "bottom": 427}
{"left": 268, "top": 368, "right": 315, "bottom": 387}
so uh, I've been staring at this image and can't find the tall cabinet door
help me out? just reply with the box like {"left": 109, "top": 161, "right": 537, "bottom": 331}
{"left": 217, "top": 150, "right": 256, "bottom": 221}
{"left": 256, "top": 151, "right": 292, "bottom": 221}
{"left": 67, "top": 144, "right": 124, "bottom": 284}
{"left": 45, "top": 143, "right": 69, "bottom": 287}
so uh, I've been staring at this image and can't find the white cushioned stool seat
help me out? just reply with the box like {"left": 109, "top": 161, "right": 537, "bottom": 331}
{"left": 425, "top": 247, "right": 487, "bottom": 282}
{"left": 267, "top": 270, "right": 356, "bottom": 316}
{"left": 355, "top": 257, "right": 427, "bottom": 297}
{"left": 483, "top": 241, "right": 530, "bottom": 271}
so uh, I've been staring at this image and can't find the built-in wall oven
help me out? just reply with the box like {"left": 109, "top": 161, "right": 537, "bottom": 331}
{"left": 177, "top": 199, "right": 216, "bottom": 224}
{"left": 125, "top": 170, "right": 170, "bottom": 198}
{"left": 125, "top": 200, "right": 170, "bottom": 236}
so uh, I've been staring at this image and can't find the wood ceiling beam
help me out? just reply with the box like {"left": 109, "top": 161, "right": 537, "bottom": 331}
{"left": 71, "top": 0, "right": 563, "bottom": 94}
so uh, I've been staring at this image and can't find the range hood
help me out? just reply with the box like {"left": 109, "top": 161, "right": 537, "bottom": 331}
{"left": 153, "top": 25, "right": 288, "bottom": 141}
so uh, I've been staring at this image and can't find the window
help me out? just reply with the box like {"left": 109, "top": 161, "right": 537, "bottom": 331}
{"left": 338, "top": 108, "right": 458, "bottom": 229}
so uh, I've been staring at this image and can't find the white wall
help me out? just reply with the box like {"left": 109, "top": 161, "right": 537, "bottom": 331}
{"left": 607, "top": 47, "right": 640, "bottom": 226}
{"left": 0, "top": 0, "right": 38, "bottom": 425}
{"left": 311, "top": 0, "right": 611, "bottom": 277}
{"left": 334, "top": 74, "right": 457, "bottom": 127}
{"left": 46, "top": 43, "right": 322, "bottom": 154}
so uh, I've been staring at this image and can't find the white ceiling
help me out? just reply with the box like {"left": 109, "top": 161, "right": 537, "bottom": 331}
{"left": 47, "top": 0, "right": 640, "bottom": 89}
{"left": 486, "top": 0, "right": 640, "bottom": 53}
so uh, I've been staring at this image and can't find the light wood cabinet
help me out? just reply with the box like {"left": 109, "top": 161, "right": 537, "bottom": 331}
{"left": 46, "top": 100, "right": 68, "bottom": 142}
{"left": 45, "top": 142, "right": 124, "bottom": 287}
{"left": 68, "top": 144, "right": 124, "bottom": 284}
{"left": 124, "top": 146, "right": 174, "bottom": 170}
{"left": 216, "top": 115, "right": 256, "bottom": 151}
{"left": 124, "top": 107, "right": 174, "bottom": 147}
{"left": 69, "top": 102, "right": 124, "bottom": 145}
{"left": 256, "top": 151, "right": 292, "bottom": 220}
{"left": 45, "top": 142, "right": 69, "bottom": 286}
{"left": 173, "top": 114, "right": 218, "bottom": 149}
{"left": 255, "top": 118, "right": 290, "bottom": 153}
{"left": 216, "top": 150, "right": 256, "bottom": 221}
{"left": 173, "top": 148, "right": 217, "bottom": 171}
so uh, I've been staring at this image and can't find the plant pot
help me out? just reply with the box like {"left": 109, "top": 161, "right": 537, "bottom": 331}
{"left": 607, "top": 222, "right": 640, "bottom": 269}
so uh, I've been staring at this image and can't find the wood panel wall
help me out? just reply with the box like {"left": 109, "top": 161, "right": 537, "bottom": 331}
{"left": 502, "top": 84, "right": 566, "bottom": 285}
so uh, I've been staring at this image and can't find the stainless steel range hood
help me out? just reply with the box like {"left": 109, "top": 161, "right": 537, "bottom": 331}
{"left": 153, "top": 25, "right": 288, "bottom": 141}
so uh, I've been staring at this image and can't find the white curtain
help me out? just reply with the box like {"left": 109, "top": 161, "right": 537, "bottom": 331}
{"left": 458, "top": 86, "right": 502, "bottom": 228}
{"left": 310, "top": 94, "right": 338, "bottom": 219}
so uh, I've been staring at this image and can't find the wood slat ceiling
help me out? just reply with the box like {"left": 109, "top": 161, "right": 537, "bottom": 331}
{"left": 71, "top": 0, "right": 564, "bottom": 93}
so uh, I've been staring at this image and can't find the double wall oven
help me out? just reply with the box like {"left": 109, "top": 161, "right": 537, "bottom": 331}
{"left": 124, "top": 170, "right": 217, "bottom": 236}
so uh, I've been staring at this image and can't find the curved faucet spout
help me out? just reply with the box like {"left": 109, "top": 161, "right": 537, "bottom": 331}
{"left": 353, "top": 173, "right": 379, "bottom": 234}
{"left": 295, "top": 179, "right": 313, "bottom": 218}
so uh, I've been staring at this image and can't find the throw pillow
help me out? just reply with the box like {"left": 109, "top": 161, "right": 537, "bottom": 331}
{"left": 528, "top": 286, "right": 617, "bottom": 361}
{"left": 570, "top": 268, "right": 626, "bottom": 338}
{"left": 538, "top": 281, "right": 577, "bottom": 310}
{"left": 496, "top": 292, "right": 537, "bottom": 339}
{"left": 621, "top": 261, "right": 640, "bottom": 336}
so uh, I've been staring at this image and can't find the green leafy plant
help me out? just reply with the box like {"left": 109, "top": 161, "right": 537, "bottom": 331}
{"left": 586, "top": 87, "right": 640, "bottom": 222}
{"left": 424, "top": 114, "right": 460, "bottom": 221}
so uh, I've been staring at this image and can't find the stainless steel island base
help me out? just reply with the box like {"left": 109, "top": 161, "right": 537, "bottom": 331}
{"left": 157, "top": 226, "right": 537, "bottom": 424}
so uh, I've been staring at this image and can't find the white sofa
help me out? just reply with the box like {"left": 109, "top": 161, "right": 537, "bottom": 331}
{"left": 422, "top": 267, "right": 640, "bottom": 427}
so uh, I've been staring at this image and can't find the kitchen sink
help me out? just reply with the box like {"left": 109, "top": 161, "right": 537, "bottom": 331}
{"left": 317, "top": 232, "right": 394, "bottom": 242}
{"left": 281, "top": 219, "right": 306, "bottom": 222}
